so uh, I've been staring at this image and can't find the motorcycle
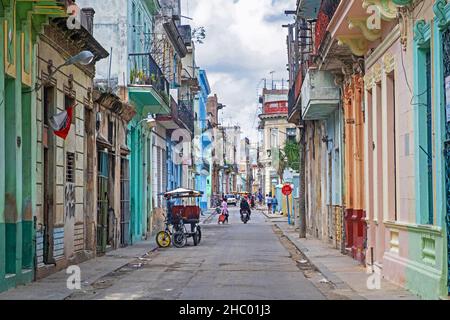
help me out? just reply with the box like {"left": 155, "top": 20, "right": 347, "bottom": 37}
{"left": 241, "top": 209, "right": 250, "bottom": 224}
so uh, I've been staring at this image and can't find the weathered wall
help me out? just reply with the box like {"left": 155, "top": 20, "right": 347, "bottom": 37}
{"left": 343, "top": 74, "right": 366, "bottom": 261}
{"left": 304, "top": 113, "right": 343, "bottom": 246}
{"left": 35, "top": 34, "right": 94, "bottom": 277}
{"left": 95, "top": 98, "right": 133, "bottom": 248}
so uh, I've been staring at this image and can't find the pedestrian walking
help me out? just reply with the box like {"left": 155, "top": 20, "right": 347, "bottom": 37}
{"left": 221, "top": 197, "right": 229, "bottom": 223}
{"left": 258, "top": 192, "right": 263, "bottom": 205}
{"left": 272, "top": 196, "right": 278, "bottom": 214}
{"left": 265, "top": 194, "right": 272, "bottom": 213}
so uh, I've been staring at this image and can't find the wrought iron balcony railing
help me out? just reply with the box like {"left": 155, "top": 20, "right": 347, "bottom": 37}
{"left": 128, "top": 53, "right": 170, "bottom": 103}
{"left": 314, "top": 0, "right": 340, "bottom": 54}
{"left": 178, "top": 100, "right": 195, "bottom": 134}
{"left": 288, "top": 69, "right": 303, "bottom": 119}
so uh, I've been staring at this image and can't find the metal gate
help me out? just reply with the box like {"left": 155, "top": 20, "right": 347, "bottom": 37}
{"left": 97, "top": 151, "right": 109, "bottom": 254}
{"left": 120, "top": 158, "right": 131, "bottom": 247}
{"left": 443, "top": 26, "right": 450, "bottom": 294}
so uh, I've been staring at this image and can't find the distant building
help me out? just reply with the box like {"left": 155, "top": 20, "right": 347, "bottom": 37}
{"left": 258, "top": 89, "right": 297, "bottom": 196}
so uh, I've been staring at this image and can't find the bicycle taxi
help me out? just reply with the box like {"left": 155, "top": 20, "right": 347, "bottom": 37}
{"left": 156, "top": 188, "right": 203, "bottom": 248}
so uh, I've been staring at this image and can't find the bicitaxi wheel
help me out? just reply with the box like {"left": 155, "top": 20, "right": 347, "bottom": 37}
{"left": 156, "top": 231, "right": 171, "bottom": 248}
{"left": 173, "top": 231, "right": 187, "bottom": 248}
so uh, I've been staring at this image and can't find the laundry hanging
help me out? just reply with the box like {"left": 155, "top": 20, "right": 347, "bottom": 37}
{"left": 49, "top": 104, "right": 76, "bottom": 140}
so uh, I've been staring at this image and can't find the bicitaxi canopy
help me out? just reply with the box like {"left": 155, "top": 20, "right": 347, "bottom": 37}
{"left": 163, "top": 188, "right": 204, "bottom": 199}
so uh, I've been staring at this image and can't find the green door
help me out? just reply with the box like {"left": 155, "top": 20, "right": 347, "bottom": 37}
{"left": 97, "top": 151, "right": 109, "bottom": 254}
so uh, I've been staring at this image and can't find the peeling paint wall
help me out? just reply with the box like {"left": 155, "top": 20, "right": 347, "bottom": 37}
{"left": 35, "top": 26, "right": 96, "bottom": 277}
{"left": 305, "top": 110, "right": 344, "bottom": 246}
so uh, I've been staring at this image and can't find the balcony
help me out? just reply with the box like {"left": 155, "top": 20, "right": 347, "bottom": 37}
{"left": 128, "top": 53, "right": 171, "bottom": 116}
{"left": 178, "top": 100, "right": 195, "bottom": 134}
{"left": 36, "top": 1, "right": 67, "bottom": 15}
{"left": 314, "top": 0, "right": 340, "bottom": 54}
{"left": 156, "top": 98, "right": 194, "bottom": 134}
{"left": 301, "top": 68, "right": 340, "bottom": 120}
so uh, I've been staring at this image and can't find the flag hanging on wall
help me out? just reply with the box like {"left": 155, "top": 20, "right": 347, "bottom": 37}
{"left": 49, "top": 104, "right": 76, "bottom": 140}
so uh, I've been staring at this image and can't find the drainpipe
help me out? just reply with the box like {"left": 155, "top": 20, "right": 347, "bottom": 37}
{"left": 339, "top": 86, "right": 346, "bottom": 255}
{"left": 149, "top": 129, "right": 154, "bottom": 236}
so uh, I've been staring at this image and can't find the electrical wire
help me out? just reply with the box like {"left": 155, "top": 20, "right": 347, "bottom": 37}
{"left": 399, "top": 0, "right": 430, "bottom": 110}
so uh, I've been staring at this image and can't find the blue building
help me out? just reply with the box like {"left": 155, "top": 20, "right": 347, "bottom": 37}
{"left": 195, "top": 70, "right": 211, "bottom": 210}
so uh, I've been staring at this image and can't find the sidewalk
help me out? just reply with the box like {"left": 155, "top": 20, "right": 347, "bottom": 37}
{"left": 0, "top": 210, "right": 216, "bottom": 300}
{"left": 261, "top": 210, "right": 420, "bottom": 300}
{"left": 0, "top": 238, "right": 158, "bottom": 300}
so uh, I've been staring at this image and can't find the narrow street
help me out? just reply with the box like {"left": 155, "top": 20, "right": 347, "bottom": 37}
{"left": 2, "top": 0, "right": 448, "bottom": 302}
{"left": 0, "top": 207, "right": 418, "bottom": 301}
{"left": 65, "top": 208, "right": 327, "bottom": 300}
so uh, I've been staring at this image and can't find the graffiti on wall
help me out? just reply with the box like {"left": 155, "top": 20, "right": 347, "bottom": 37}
{"left": 65, "top": 183, "right": 76, "bottom": 218}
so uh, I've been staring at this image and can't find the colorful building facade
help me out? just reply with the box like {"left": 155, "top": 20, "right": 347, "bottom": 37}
{"left": 195, "top": 69, "right": 211, "bottom": 210}
{"left": 0, "top": 0, "right": 67, "bottom": 292}
{"left": 77, "top": 0, "right": 168, "bottom": 243}
{"left": 288, "top": 0, "right": 449, "bottom": 299}
{"left": 35, "top": 11, "right": 108, "bottom": 277}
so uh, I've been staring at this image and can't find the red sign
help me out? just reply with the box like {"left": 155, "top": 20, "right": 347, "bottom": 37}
{"left": 282, "top": 184, "right": 293, "bottom": 196}
{"left": 263, "top": 101, "right": 288, "bottom": 114}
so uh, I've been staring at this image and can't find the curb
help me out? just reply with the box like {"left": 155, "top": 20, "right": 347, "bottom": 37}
{"left": 263, "top": 210, "right": 364, "bottom": 298}
{"left": 277, "top": 225, "right": 352, "bottom": 291}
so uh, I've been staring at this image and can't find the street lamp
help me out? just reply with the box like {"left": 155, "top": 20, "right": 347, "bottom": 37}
{"left": 64, "top": 50, "right": 95, "bottom": 66}
{"left": 28, "top": 50, "right": 95, "bottom": 93}
{"left": 132, "top": 114, "right": 157, "bottom": 131}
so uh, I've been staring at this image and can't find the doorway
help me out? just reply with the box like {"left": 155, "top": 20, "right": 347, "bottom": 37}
{"left": 42, "top": 86, "right": 56, "bottom": 265}
{"left": 442, "top": 26, "right": 450, "bottom": 295}
{"left": 120, "top": 158, "right": 131, "bottom": 247}
{"left": 97, "top": 150, "right": 109, "bottom": 254}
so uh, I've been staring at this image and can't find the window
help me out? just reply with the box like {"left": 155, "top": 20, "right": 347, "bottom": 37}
{"left": 65, "top": 94, "right": 75, "bottom": 124}
{"left": 286, "top": 128, "right": 297, "bottom": 143}
{"left": 66, "top": 152, "right": 75, "bottom": 183}
{"left": 108, "top": 116, "right": 115, "bottom": 144}
{"left": 43, "top": 86, "right": 54, "bottom": 126}
{"left": 387, "top": 72, "right": 398, "bottom": 221}
{"left": 425, "top": 51, "right": 434, "bottom": 224}
{"left": 270, "top": 128, "right": 279, "bottom": 148}
{"left": 413, "top": 23, "right": 434, "bottom": 225}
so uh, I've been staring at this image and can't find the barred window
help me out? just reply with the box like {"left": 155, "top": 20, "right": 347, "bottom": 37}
{"left": 66, "top": 152, "right": 75, "bottom": 183}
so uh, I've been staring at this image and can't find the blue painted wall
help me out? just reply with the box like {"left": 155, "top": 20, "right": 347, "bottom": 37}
{"left": 195, "top": 70, "right": 211, "bottom": 210}
{"left": 326, "top": 109, "right": 343, "bottom": 206}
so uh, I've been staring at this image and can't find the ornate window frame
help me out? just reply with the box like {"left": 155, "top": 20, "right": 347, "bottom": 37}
{"left": 413, "top": 18, "right": 434, "bottom": 226}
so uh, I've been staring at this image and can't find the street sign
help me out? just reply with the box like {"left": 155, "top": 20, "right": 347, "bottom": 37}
{"left": 282, "top": 184, "right": 293, "bottom": 196}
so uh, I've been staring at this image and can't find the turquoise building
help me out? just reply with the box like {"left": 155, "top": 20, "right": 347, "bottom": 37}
{"left": 126, "top": 0, "right": 170, "bottom": 242}
{"left": 411, "top": 0, "right": 450, "bottom": 298}
{"left": 0, "top": 0, "right": 67, "bottom": 293}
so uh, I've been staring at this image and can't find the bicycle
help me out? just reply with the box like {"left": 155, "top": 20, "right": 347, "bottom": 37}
{"left": 156, "top": 215, "right": 173, "bottom": 248}
{"left": 172, "top": 213, "right": 188, "bottom": 248}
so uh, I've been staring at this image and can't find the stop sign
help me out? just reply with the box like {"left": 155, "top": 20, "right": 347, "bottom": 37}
{"left": 282, "top": 184, "right": 293, "bottom": 196}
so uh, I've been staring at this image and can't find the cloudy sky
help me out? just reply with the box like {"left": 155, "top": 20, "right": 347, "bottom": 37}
{"left": 181, "top": 0, "right": 295, "bottom": 142}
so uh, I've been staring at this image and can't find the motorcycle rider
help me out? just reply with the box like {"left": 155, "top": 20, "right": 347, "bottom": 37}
{"left": 240, "top": 196, "right": 251, "bottom": 220}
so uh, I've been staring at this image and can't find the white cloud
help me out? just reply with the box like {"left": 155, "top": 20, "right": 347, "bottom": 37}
{"left": 182, "top": 0, "right": 295, "bottom": 142}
